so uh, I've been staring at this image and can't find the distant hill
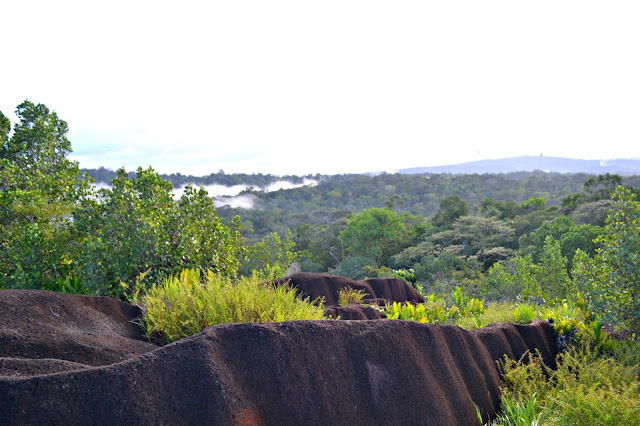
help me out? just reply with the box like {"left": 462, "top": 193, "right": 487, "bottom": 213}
{"left": 397, "top": 156, "right": 640, "bottom": 176}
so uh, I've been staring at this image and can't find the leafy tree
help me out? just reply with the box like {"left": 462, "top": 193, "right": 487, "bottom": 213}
{"left": 520, "top": 196, "right": 546, "bottom": 214}
{"left": 483, "top": 255, "right": 541, "bottom": 301}
{"left": 329, "top": 255, "right": 376, "bottom": 280}
{"left": 562, "top": 174, "right": 624, "bottom": 208}
{"left": 241, "top": 230, "right": 298, "bottom": 279}
{"left": 0, "top": 111, "right": 9, "bottom": 146}
{"left": 429, "top": 216, "right": 515, "bottom": 269}
{"left": 558, "top": 224, "right": 601, "bottom": 268}
{"left": 74, "top": 167, "right": 245, "bottom": 296}
{"left": 482, "top": 237, "right": 572, "bottom": 302}
{"left": 340, "top": 208, "right": 407, "bottom": 267}
{"left": 0, "top": 101, "right": 90, "bottom": 289}
{"left": 583, "top": 174, "right": 623, "bottom": 200}
{"left": 538, "top": 236, "right": 573, "bottom": 301}
{"left": 572, "top": 186, "right": 640, "bottom": 329}
{"left": 481, "top": 198, "right": 520, "bottom": 220}
{"left": 518, "top": 216, "right": 575, "bottom": 262}
{"left": 509, "top": 209, "right": 559, "bottom": 241}
{"left": 571, "top": 200, "right": 611, "bottom": 227}
{"left": 432, "top": 195, "right": 469, "bottom": 228}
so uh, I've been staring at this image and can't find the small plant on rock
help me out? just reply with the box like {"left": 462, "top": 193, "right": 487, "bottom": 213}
{"left": 338, "top": 287, "right": 369, "bottom": 305}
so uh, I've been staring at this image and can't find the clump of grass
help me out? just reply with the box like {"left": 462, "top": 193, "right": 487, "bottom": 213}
{"left": 338, "top": 287, "right": 369, "bottom": 306}
{"left": 512, "top": 304, "right": 537, "bottom": 324}
{"left": 134, "top": 269, "right": 326, "bottom": 343}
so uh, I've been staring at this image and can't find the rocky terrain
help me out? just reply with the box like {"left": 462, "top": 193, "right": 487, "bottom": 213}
{"left": 0, "top": 275, "right": 557, "bottom": 425}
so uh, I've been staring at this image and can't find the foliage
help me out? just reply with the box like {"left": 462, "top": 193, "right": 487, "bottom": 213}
{"left": 386, "top": 287, "right": 484, "bottom": 326}
{"left": 482, "top": 236, "right": 572, "bottom": 303}
{"left": 483, "top": 256, "right": 541, "bottom": 301}
{"left": 512, "top": 304, "right": 537, "bottom": 324}
{"left": 338, "top": 287, "right": 369, "bottom": 306}
{"left": 393, "top": 268, "right": 424, "bottom": 294}
{"left": 74, "top": 167, "right": 245, "bottom": 296}
{"left": 339, "top": 207, "right": 407, "bottom": 266}
{"left": 329, "top": 255, "right": 377, "bottom": 280}
{"left": 430, "top": 216, "right": 515, "bottom": 269}
{"left": 392, "top": 268, "right": 416, "bottom": 284}
{"left": 487, "top": 339, "right": 640, "bottom": 426}
{"left": 572, "top": 186, "right": 640, "bottom": 330}
{"left": 385, "top": 301, "right": 427, "bottom": 322}
{"left": 131, "top": 269, "right": 326, "bottom": 344}
{"left": 0, "top": 100, "right": 91, "bottom": 289}
{"left": 241, "top": 230, "right": 298, "bottom": 279}
{"left": 432, "top": 195, "right": 469, "bottom": 228}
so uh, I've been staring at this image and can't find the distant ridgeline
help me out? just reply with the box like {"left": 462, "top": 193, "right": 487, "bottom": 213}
{"left": 396, "top": 156, "right": 640, "bottom": 176}
{"left": 82, "top": 167, "right": 317, "bottom": 188}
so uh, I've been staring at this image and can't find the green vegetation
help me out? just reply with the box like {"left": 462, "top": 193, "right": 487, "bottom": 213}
{"left": 240, "top": 230, "right": 298, "bottom": 280}
{"left": 0, "top": 101, "right": 92, "bottom": 290}
{"left": 478, "top": 339, "right": 640, "bottom": 425}
{"left": 3, "top": 100, "right": 640, "bottom": 421}
{"left": 385, "top": 287, "right": 484, "bottom": 326}
{"left": 338, "top": 287, "right": 369, "bottom": 306}
{"left": 1, "top": 101, "right": 245, "bottom": 297}
{"left": 74, "top": 168, "right": 245, "bottom": 296}
{"left": 129, "top": 269, "right": 325, "bottom": 344}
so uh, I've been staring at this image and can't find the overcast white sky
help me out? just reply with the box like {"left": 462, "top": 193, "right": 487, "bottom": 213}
{"left": 1, "top": 1, "right": 639, "bottom": 176}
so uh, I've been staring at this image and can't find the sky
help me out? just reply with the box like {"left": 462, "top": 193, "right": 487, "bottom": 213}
{"left": 1, "top": 1, "right": 639, "bottom": 176}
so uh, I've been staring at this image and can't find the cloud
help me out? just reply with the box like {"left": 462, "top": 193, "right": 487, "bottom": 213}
{"left": 213, "top": 194, "right": 257, "bottom": 209}
{"left": 90, "top": 179, "right": 318, "bottom": 210}
{"left": 173, "top": 184, "right": 251, "bottom": 199}
{"left": 264, "top": 179, "right": 318, "bottom": 192}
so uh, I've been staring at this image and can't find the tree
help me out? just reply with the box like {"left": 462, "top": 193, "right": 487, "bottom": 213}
{"left": 241, "top": 230, "right": 298, "bottom": 279}
{"left": 572, "top": 186, "right": 640, "bottom": 329}
{"left": 340, "top": 208, "right": 407, "bottom": 267}
{"left": 538, "top": 236, "right": 572, "bottom": 301}
{"left": 74, "top": 167, "right": 245, "bottom": 296}
{"left": 0, "top": 111, "right": 9, "bottom": 146}
{"left": 0, "top": 101, "right": 89, "bottom": 289}
{"left": 430, "top": 216, "right": 515, "bottom": 269}
{"left": 518, "top": 216, "right": 575, "bottom": 262}
{"left": 432, "top": 196, "right": 469, "bottom": 228}
{"left": 520, "top": 196, "right": 546, "bottom": 214}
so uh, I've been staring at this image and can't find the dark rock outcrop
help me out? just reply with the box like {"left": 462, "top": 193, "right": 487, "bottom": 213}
{"left": 276, "top": 272, "right": 425, "bottom": 307}
{"left": 324, "top": 304, "right": 387, "bottom": 320}
{"left": 0, "top": 290, "right": 157, "bottom": 374}
{"left": 0, "top": 289, "right": 557, "bottom": 425}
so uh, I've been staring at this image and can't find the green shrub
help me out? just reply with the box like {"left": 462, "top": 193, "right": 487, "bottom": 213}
{"left": 512, "top": 304, "right": 537, "bottom": 324}
{"left": 132, "top": 269, "right": 326, "bottom": 343}
{"left": 488, "top": 339, "right": 640, "bottom": 426}
{"left": 338, "top": 287, "right": 369, "bottom": 306}
{"left": 74, "top": 169, "right": 246, "bottom": 297}
{"left": 572, "top": 186, "right": 640, "bottom": 330}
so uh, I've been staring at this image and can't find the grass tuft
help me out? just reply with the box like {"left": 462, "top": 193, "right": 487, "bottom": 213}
{"left": 338, "top": 287, "right": 369, "bottom": 305}
{"left": 134, "top": 269, "right": 326, "bottom": 343}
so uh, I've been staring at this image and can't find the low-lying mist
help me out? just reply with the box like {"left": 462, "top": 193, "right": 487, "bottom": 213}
{"left": 90, "top": 179, "right": 318, "bottom": 210}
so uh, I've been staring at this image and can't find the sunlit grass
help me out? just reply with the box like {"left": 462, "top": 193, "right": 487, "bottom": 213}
{"left": 134, "top": 269, "right": 326, "bottom": 343}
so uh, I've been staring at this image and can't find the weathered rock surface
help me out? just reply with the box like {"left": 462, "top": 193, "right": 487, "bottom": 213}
{"left": 276, "top": 272, "right": 425, "bottom": 307}
{"left": 0, "top": 289, "right": 557, "bottom": 425}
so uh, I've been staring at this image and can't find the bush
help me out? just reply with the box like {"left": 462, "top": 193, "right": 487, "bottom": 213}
{"left": 74, "top": 168, "right": 245, "bottom": 296}
{"left": 485, "top": 338, "right": 640, "bottom": 426}
{"left": 572, "top": 186, "right": 640, "bottom": 330}
{"left": 131, "top": 269, "right": 326, "bottom": 343}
